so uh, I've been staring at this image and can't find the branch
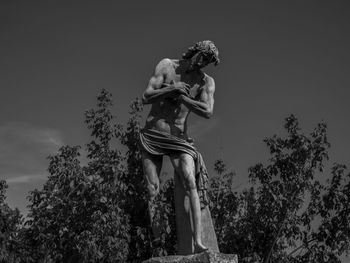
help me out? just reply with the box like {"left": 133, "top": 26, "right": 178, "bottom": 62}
{"left": 264, "top": 218, "right": 285, "bottom": 263}
{"left": 287, "top": 237, "right": 317, "bottom": 257}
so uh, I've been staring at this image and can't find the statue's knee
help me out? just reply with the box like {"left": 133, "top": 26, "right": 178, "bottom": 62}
{"left": 183, "top": 176, "right": 196, "bottom": 192}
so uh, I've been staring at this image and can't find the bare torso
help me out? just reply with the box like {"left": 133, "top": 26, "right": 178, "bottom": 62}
{"left": 144, "top": 59, "right": 207, "bottom": 140}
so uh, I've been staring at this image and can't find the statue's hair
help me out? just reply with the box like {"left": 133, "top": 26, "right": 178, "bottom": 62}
{"left": 182, "top": 40, "right": 220, "bottom": 66}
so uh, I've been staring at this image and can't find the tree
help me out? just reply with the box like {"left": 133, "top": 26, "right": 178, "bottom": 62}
{"left": 209, "top": 115, "right": 350, "bottom": 263}
{"left": 0, "top": 180, "right": 24, "bottom": 263}
{"left": 25, "top": 90, "right": 129, "bottom": 262}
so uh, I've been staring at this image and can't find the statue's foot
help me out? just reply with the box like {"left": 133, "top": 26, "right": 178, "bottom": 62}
{"left": 194, "top": 243, "right": 208, "bottom": 254}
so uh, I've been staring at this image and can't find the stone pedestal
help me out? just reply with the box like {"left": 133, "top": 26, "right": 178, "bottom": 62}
{"left": 143, "top": 251, "right": 238, "bottom": 263}
{"left": 174, "top": 171, "right": 219, "bottom": 255}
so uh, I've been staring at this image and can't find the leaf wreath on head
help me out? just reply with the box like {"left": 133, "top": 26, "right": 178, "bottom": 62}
{"left": 182, "top": 40, "right": 220, "bottom": 66}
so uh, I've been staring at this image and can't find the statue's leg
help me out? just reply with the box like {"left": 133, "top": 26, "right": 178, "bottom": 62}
{"left": 170, "top": 153, "right": 207, "bottom": 253}
{"left": 141, "top": 151, "right": 163, "bottom": 243}
{"left": 173, "top": 169, "right": 193, "bottom": 254}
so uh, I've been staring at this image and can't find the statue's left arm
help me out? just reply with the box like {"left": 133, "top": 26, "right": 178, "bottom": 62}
{"left": 179, "top": 76, "right": 215, "bottom": 119}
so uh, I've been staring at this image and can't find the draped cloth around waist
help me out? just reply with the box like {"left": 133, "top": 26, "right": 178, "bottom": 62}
{"left": 139, "top": 129, "right": 209, "bottom": 209}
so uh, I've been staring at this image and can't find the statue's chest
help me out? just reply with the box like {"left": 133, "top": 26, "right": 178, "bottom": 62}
{"left": 167, "top": 72, "right": 203, "bottom": 99}
{"left": 189, "top": 84, "right": 201, "bottom": 99}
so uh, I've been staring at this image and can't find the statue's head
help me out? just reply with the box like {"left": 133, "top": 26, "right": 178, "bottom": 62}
{"left": 182, "top": 40, "right": 220, "bottom": 70}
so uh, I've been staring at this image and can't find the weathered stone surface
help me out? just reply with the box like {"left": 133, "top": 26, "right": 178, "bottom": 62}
{"left": 142, "top": 251, "right": 238, "bottom": 263}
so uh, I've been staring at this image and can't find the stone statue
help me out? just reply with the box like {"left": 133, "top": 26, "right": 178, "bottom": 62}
{"left": 139, "top": 40, "right": 220, "bottom": 254}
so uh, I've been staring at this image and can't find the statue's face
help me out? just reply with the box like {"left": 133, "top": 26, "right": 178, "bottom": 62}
{"left": 189, "top": 52, "right": 213, "bottom": 70}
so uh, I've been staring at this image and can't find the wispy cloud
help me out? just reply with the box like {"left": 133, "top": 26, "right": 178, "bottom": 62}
{"left": 0, "top": 122, "right": 64, "bottom": 213}
{"left": 0, "top": 122, "right": 63, "bottom": 154}
{"left": 0, "top": 122, "right": 64, "bottom": 184}
{"left": 5, "top": 174, "right": 46, "bottom": 184}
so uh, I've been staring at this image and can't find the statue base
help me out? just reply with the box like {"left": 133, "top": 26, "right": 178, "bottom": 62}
{"left": 142, "top": 250, "right": 238, "bottom": 263}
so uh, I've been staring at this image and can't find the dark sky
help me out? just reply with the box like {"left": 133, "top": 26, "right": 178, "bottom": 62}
{"left": 1, "top": 2, "right": 349, "bottom": 257}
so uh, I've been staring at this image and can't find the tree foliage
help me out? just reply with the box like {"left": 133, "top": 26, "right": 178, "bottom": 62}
{"left": 209, "top": 115, "right": 350, "bottom": 263}
{"left": 0, "top": 180, "right": 24, "bottom": 263}
{"left": 25, "top": 90, "right": 129, "bottom": 262}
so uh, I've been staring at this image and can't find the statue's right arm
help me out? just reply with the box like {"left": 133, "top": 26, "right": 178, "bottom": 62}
{"left": 142, "top": 59, "right": 181, "bottom": 104}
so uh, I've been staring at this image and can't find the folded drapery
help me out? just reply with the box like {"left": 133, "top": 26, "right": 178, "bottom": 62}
{"left": 139, "top": 128, "right": 209, "bottom": 209}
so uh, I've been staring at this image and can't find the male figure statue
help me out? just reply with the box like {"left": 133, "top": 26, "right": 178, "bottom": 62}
{"left": 139, "top": 40, "right": 220, "bottom": 253}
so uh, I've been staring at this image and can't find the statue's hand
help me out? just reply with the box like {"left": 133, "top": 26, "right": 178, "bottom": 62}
{"left": 173, "top": 81, "right": 190, "bottom": 94}
{"left": 164, "top": 81, "right": 190, "bottom": 96}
